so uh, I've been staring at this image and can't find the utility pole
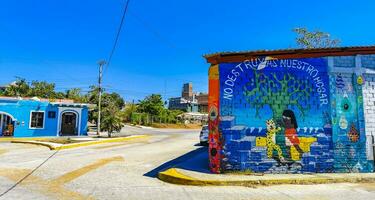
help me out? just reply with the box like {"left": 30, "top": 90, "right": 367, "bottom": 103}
{"left": 97, "top": 60, "right": 106, "bottom": 136}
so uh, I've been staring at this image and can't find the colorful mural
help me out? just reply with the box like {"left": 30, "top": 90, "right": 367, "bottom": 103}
{"left": 208, "top": 64, "right": 221, "bottom": 173}
{"left": 208, "top": 56, "right": 374, "bottom": 173}
{"left": 330, "top": 73, "right": 373, "bottom": 172}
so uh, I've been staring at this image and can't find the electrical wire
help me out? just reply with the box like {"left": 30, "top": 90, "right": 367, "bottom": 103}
{"left": 0, "top": 149, "right": 60, "bottom": 198}
{"left": 103, "top": 0, "right": 131, "bottom": 75}
{"left": 129, "top": 10, "right": 177, "bottom": 50}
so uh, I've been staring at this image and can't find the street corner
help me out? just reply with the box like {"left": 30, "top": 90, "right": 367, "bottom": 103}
{"left": 8, "top": 135, "right": 150, "bottom": 150}
{"left": 158, "top": 167, "right": 375, "bottom": 187}
{"left": 158, "top": 168, "right": 202, "bottom": 185}
{"left": 0, "top": 156, "right": 124, "bottom": 199}
{"left": 0, "top": 148, "right": 8, "bottom": 156}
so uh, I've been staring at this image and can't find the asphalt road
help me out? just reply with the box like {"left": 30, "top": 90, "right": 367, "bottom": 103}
{"left": 0, "top": 126, "right": 374, "bottom": 200}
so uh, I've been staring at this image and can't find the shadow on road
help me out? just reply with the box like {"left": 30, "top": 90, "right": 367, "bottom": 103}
{"left": 194, "top": 143, "right": 208, "bottom": 147}
{"left": 144, "top": 146, "right": 211, "bottom": 178}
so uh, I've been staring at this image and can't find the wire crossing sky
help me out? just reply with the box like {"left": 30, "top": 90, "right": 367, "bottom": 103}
{"left": 1, "top": 0, "right": 375, "bottom": 101}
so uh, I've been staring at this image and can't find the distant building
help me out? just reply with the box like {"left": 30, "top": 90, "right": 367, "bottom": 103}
{"left": 168, "top": 83, "right": 207, "bottom": 113}
{"left": 168, "top": 97, "right": 198, "bottom": 112}
{"left": 196, "top": 93, "right": 208, "bottom": 113}
{"left": 182, "top": 83, "right": 193, "bottom": 100}
{"left": 0, "top": 96, "right": 90, "bottom": 137}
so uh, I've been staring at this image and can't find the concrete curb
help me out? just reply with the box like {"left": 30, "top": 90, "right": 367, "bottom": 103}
{"left": 0, "top": 137, "right": 55, "bottom": 142}
{"left": 11, "top": 140, "right": 57, "bottom": 150}
{"left": 11, "top": 135, "right": 149, "bottom": 150}
{"left": 158, "top": 168, "right": 375, "bottom": 187}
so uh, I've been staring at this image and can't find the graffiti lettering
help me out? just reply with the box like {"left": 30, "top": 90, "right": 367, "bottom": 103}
{"left": 223, "top": 88, "right": 233, "bottom": 100}
{"left": 223, "top": 58, "right": 329, "bottom": 105}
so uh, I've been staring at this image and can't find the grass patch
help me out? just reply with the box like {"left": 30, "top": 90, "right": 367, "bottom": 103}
{"left": 36, "top": 138, "right": 88, "bottom": 144}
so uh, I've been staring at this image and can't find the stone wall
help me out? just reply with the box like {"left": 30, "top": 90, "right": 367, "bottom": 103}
{"left": 363, "top": 75, "right": 375, "bottom": 136}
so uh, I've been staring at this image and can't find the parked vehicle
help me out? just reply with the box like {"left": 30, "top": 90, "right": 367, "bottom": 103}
{"left": 199, "top": 125, "right": 209, "bottom": 145}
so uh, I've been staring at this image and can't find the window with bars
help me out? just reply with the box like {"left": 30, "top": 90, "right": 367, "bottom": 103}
{"left": 30, "top": 111, "right": 44, "bottom": 129}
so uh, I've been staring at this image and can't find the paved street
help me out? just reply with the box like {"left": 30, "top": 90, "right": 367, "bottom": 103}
{"left": 0, "top": 126, "right": 374, "bottom": 200}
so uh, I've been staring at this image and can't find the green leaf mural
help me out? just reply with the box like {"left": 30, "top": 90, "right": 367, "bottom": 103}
{"left": 243, "top": 69, "right": 315, "bottom": 122}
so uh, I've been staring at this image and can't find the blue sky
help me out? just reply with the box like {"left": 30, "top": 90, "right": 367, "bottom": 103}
{"left": 1, "top": 0, "right": 375, "bottom": 101}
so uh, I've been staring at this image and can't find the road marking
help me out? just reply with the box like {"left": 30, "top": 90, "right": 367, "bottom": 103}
{"left": 93, "top": 137, "right": 149, "bottom": 149}
{"left": 0, "top": 156, "right": 124, "bottom": 199}
{"left": 0, "top": 168, "right": 92, "bottom": 200}
{"left": 0, "top": 148, "right": 7, "bottom": 155}
{"left": 52, "top": 156, "right": 124, "bottom": 184}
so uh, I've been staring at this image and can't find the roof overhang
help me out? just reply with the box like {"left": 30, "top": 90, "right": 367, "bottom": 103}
{"left": 204, "top": 46, "right": 375, "bottom": 65}
{"left": 50, "top": 102, "right": 95, "bottom": 108}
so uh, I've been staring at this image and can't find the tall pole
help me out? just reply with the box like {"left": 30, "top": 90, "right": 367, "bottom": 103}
{"left": 97, "top": 60, "right": 106, "bottom": 136}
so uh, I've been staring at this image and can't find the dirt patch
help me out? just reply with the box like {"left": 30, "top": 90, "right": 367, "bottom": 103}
{"left": 150, "top": 123, "right": 202, "bottom": 129}
{"left": 36, "top": 138, "right": 88, "bottom": 144}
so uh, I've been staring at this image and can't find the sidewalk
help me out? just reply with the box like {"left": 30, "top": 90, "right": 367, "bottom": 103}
{"left": 3, "top": 135, "right": 149, "bottom": 150}
{"left": 158, "top": 168, "right": 375, "bottom": 187}
{"left": 156, "top": 147, "right": 375, "bottom": 187}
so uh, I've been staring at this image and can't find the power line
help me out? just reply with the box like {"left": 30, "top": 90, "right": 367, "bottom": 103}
{"left": 0, "top": 149, "right": 60, "bottom": 198}
{"left": 104, "top": 0, "right": 131, "bottom": 74}
{"left": 129, "top": 10, "right": 177, "bottom": 50}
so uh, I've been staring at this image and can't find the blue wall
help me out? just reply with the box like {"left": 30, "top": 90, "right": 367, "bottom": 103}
{"left": 216, "top": 56, "right": 374, "bottom": 173}
{"left": 0, "top": 99, "right": 88, "bottom": 137}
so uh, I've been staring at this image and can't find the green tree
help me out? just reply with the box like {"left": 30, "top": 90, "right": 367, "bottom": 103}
{"left": 160, "top": 109, "right": 183, "bottom": 123}
{"left": 54, "top": 92, "right": 66, "bottom": 99}
{"left": 293, "top": 27, "right": 340, "bottom": 48}
{"left": 137, "top": 94, "right": 164, "bottom": 116}
{"left": 108, "top": 92, "right": 125, "bottom": 109}
{"left": 85, "top": 85, "right": 125, "bottom": 125}
{"left": 3, "top": 77, "right": 30, "bottom": 97}
{"left": 123, "top": 103, "right": 137, "bottom": 122}
{"left": 243, "top": 69, "right": 315, "bottom": 122}
{"left": 66, "top": 88, "right": 86, "bottom": 102}
{"left": 29, "top": 81, "right": 56, "bottom": 98}
{"left": 101, "top": 103, "right": 124, "bottom": 137}
{"left": 86, "top": 85, "right": 100, "bottom": 104}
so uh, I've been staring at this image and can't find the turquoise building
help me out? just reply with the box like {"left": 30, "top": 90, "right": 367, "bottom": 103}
{"left": 0, "top": 97, "right": 89, "bottom": 137}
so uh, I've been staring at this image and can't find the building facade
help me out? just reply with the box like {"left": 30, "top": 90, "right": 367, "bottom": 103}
{"left": 168, "top": 97, "right": 198, "bottom": 112}
{"left": 196, "top": 93, "right": 208, "bottom": 113}
{"left": 182, "top": 83, "right": 193, "bottom": 100}
{"left": 168, "top": 83, "right": 208, "bottom": 113}
{"left": 205, "top": 46, "right": 375, "bottom": 174}
{"left": 0, "top": 97, "right": 89, "bottom": 137}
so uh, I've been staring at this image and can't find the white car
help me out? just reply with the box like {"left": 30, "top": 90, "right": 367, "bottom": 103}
{"left": 199, "top": 125, "right": 209, "bottom": 145}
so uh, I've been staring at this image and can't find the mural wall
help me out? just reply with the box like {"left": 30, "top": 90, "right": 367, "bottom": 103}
{"left": 208, "top": 57, "right": 374, "bottom": 173}
{"left": 208, "top": 65, "right": 221, "bottom": 173}
{"left": 331, "top": 73, "right": 373, "bottom": 172}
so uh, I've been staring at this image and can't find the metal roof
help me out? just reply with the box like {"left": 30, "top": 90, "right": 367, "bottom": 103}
{"left": 204, "top": 45, "right": 375, "bottom": 64}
